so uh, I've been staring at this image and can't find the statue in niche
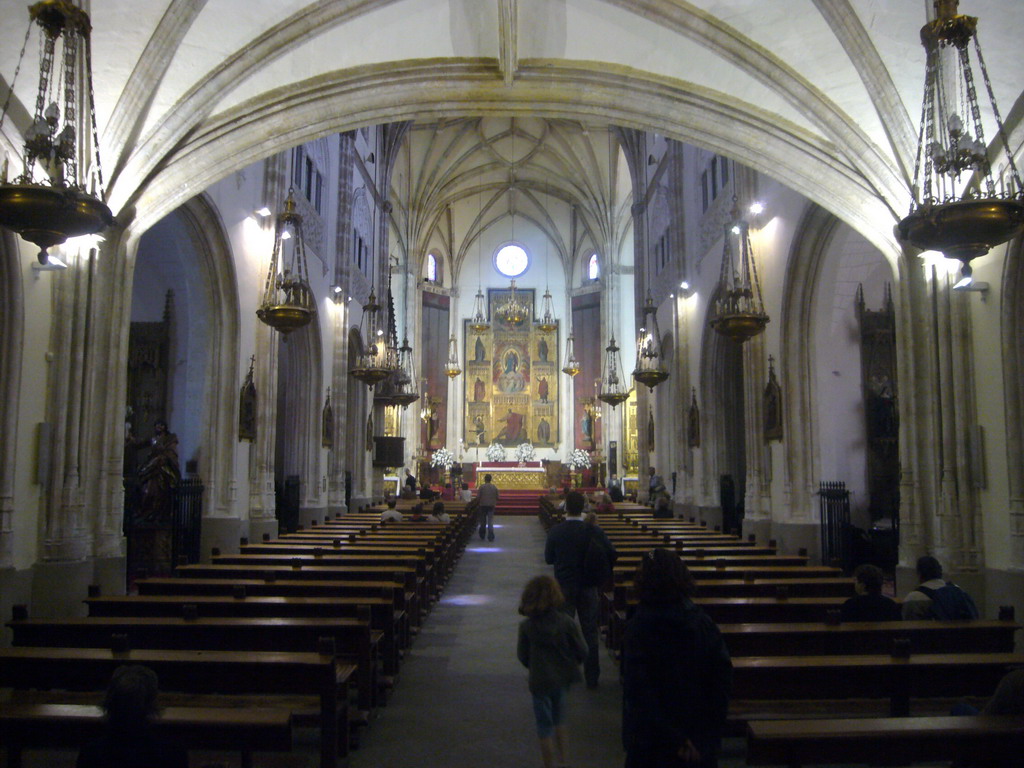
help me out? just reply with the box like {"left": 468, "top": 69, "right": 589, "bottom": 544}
{"left": 538, "top": 376, "right": 549, "bottom": 403}
{"left": 473, "top": 414, "right": 487, "bottom": 445}
{"left": 764, "top": 356, "right": 783, "bottom": 442}
{"left": 473, "top": 377, "right": 486, "bottom": 402}
{"left": 687, "top": 388, "right": 701, "bottom": 448}
{"left": 322, "top": 388, "right": 334, "bottom": 448}
{"left": 866, "top": 373, "right": 898, "bottom": 440}
{"left": 498, "top": 349, "right": 526, "bottom": 393}
{"left": 537, "top": 417, "right": 551, "bottom": 445}
{"left": 538, "top": 338, "right": 549, "bottom": 362}
{"left": 126, "top": 419, "right": 181, "bottom": 526}
{"left": 474, "top": 336, "right": 486, "bottom": 362}
{"left": 238, "top": 356, "right": 257, "bottom": 441}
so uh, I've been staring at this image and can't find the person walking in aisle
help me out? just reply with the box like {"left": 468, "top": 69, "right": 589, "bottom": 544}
{"left": 517, "top": 575, "right": 588, "bottom": 768}
{"left": 622, "top": 548, "right": 732, "bottom": 768}
{"left": 477, "top": 473, "right": 499, "bottom": 541}
{"left": 545, "top": 490, "right": 617, "bottom": 688}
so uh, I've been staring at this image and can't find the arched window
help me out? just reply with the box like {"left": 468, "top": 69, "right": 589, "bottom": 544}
{"left": 588, "top": 253, "right": 600, "bottom": 281}
{"left": 425, "top": 253, "right": 442, "bottom": 283}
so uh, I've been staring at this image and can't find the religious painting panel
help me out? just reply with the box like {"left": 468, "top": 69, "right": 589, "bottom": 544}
{"left": 463, "top": 287, "right": 559, "bottom": 449}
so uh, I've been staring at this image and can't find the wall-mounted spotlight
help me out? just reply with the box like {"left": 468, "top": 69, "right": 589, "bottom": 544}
{"left": 331, "top": 285, "right": 344, "bottom": 303}
{"left": 749, "top": 201, "right": 765, "bottom": 216}
{"left": 952, "top": 265, "right": 989, "bottom": 294}
{"left": 32, "top": 253, "right": 68, "bottom": 272}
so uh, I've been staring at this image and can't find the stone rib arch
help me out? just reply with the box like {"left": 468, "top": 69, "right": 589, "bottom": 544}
{"left": 126, "top": 62, "right": 902, "bottom": 262}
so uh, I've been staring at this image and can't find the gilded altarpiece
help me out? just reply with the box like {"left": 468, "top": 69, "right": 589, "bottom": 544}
{"left": 464, "top": 288, "right": 559, "bottom": 448}
{"left": 623, "top": 389, "right": 639, "bottom": 474}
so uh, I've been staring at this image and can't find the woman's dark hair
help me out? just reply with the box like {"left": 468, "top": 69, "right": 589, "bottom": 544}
{"left": 634, "top": 548, "right": 695, "bottom": 603}
{"left": 916, "top": 555, "right": 943, "bottom": 582}
{"left": 432, "top": 501, "right": 445, "bottom": 515}
{"left": 102, "top": 665, "right": 160, "bottom": 729}
{"left": 853, "top": 563, "right": 885, "bottom": 595}
{"left": 519, "top": 574, "right": 564, "bottom": 616}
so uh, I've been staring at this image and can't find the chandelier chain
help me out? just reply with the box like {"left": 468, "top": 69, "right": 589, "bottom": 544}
{"left": 85, "top": 35, "right": 105, "bottom": 198}
{"left": 973, "top": 34, "right": 1024, "bottom": 191}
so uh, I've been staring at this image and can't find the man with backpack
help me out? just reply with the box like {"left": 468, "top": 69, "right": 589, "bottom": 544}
{"left": 902, "top": 555, "right": 979, "bottom": 620}
{"left": 544, "top": 491, "right": 618, "bottom": 688}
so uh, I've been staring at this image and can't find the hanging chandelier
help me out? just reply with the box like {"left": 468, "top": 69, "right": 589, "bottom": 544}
{"left": 897, "top": 0, "right": 1024, "bottom": 278}
{"left": 710, "top": 199, "right": 769, "bottom": 344}
{"left": 632, "top": 292, "right": 669, "bottom": 389}
{"left": 468, "top": 288, "right": 490, "bottom": 332}
{"left": 0, "top": 1, "right": 113, "bottom": 264}
{"left": 391, "top": 336, "right": 420, "bottom": 407}
{"left": 444, "top": 333, "right": 462, "bottom": 378}
{"left": 350, "top": 288, "right": 396, "bottom": 386}
{"left": 562, "top": 333, "right": 581, "bottom": 377}
{"left": 537, "top": 288, "right": 558, "bottom": 332}
{"left": 496, "top": 279, "right": 529, "bottom": 325}
{"left": 597, "top": 335, "right": 630, "bottom": 407}
{"left": 256, "top": 189, "right": 316, "bottom": 333}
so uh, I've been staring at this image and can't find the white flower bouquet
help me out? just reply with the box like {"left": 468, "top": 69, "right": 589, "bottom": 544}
{"left": 430, "top": 447, "right": 454, "bottom": 470}
{"left": 485, "top": 442, "right": 506, "bottom": 462}
{"left": 567, "top": 448, "right": 592, "bottom": 470}
{"left": 514, "top": 442, "right": 536, "bottom": 462}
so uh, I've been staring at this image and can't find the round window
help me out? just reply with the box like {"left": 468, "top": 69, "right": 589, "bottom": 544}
{"left": 494, "top": 243, "right": 529, "bottom": 278}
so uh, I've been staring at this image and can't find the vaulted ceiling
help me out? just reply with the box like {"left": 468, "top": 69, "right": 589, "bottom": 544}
{"left": 1, "top": 0, "right": 1021, "bottom": 256}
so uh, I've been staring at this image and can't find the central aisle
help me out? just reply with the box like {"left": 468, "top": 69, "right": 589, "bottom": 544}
{"left": 350, "top": 515, "right": 626, "bottom": 768}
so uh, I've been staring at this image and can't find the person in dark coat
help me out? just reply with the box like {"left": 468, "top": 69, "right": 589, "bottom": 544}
{"left": 622, "top": 549, "right": 732, "bottom": 768}
{"left": 77, "top": 664, "right": 188, "bottom": 768}
{"left": 545, "top": 491, "right": 618, "bottom": 688}
{"left": 840, "top": 563, "right": 901, "bottom": 622}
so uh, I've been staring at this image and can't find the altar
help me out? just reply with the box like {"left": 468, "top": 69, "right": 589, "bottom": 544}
{"left": 477, "top": 461, "right": 548, "bottom": 489}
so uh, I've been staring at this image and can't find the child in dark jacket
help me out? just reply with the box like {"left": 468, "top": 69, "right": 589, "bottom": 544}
{"left": 517, "top": 574, "right": 588, "bottom": 768}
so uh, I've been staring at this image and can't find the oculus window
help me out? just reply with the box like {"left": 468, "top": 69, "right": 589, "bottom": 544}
{"left": 494, "top": 244, "right": 529, "bottom": 278}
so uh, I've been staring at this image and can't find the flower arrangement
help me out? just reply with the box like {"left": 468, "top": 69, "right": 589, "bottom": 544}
{"left": 430, "top": 447, "right": 454, "bottom": 470}
{"left": 485, "top": 442, "right": 506, "bottom": 462}
{"left": 567, "top": 448, "right": 592, "bottom": 471}
{"left": 514, "top": 442, "right": 536, "bottom": 462}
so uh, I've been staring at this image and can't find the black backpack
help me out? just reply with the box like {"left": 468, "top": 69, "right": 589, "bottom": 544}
{"left": 917, "top": 582, "right": 979, "bottom": 620}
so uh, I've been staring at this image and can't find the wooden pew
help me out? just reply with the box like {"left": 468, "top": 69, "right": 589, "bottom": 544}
{"left": 0, "top": 703, "right": 292, "bottom": 768}
{"left": 746, "top": 715, "right": 1024, "bottom": 766}
{"left": 732, "top": 652, "right": 1024, "bottom": 716}
{"left": 85, "top": 592, "right": 404, "bottom": 677}
{"left": 0, "top": 646, "right": 349, "bottom": 768}
{"left": 7, "top": 613, "right": 381, "bottom": 713}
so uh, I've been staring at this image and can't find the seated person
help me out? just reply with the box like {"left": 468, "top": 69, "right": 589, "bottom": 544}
{"left": 594, "top": 492, "right": 615, "bottom": 516}
{"left": 380, "top": 498, "right": 403, "bottom": 523}
{"left": 608, "top": 474, "right": 624, "bottom": 503}
{"left": 77, "top": 664, "right": 188, "bottom": 768}
{"left": 419, "top": 482, "right": 438, "bottom": 501}
{"left": 459, "top": 482, "right": 473, "bottom": 502}
{"left": 409, "top": 503, "right": 428, "bottom": 522}
{"left": 428, "top": 501, "right": 450, "bottom": 524}
{"left": 902, "top": 554, "right": 979, "bottom": 620}
{"left": 652, "top": 495, "right": 674, "bottom": 519}
{"left": 840, "top": 563, "right": 900, "bottom": 622}
{"left": 441, "top": 483, "right": 455, "bottom": 500}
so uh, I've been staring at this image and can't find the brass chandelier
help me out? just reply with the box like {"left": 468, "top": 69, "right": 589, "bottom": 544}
{"left": 562, "top": 333, "right": 581, "bottom": 377}
{"left": 0, "top": 1, "right": 113, "bottom": 263}
{"left": 537, "top": 288, "right": 558, "bottom": 332}
{"left": 444, "top": 333, "right": 462, "bottom": 378}
{"left": 710, "top": 200, "right": 769, "bottom": 344}
{"left": 897, "top": 0, "right": 1024, "bottom": 277}
{"left": 496, "top": 279, "right": 528, "bottom": 325}
{"left": 350, "top": 287, "right": 397, "bottom": 386}
{"left": 597, "top": 335, "right": 630, "bottom": 407}
{"left": 256, "top": 189, "right": 316, "bottom": 333}
{"left": 632, "top": 292, "right": 669, "bottom": 389}
{"left": 468, "top": 288, "right": 490, "bottom": 332}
